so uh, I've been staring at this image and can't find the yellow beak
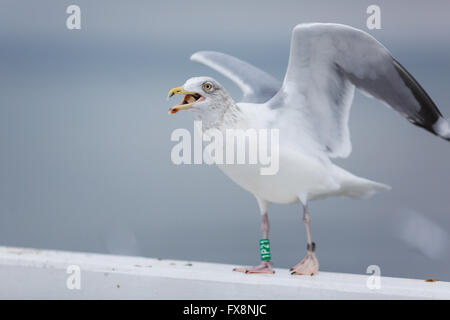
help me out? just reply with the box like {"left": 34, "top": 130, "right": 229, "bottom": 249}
{"left": 167, "top": 86, "right": 197, "bottom": 114}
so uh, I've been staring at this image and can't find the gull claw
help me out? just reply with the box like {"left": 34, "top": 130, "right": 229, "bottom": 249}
{"left": 290, "top": 253, "right": 319, "bottom": 276}
{"left": 233, "top": 261, "right": 275, "bottom": 274}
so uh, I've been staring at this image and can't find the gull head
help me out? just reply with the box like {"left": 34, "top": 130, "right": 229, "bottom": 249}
{"left": 167, "top": 77, "right": 232, "bottom": 117}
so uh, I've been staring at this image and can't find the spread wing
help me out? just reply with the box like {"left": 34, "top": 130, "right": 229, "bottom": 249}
{"left": 191, "top": 51, "right": 281, "bottom": 103}
{"left": 268, "top": 23, "right": 450, "bottom": 158}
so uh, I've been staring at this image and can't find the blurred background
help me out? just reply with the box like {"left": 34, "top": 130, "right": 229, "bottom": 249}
{"left": 0, "top": 0, "right": 449, "bottom": 281}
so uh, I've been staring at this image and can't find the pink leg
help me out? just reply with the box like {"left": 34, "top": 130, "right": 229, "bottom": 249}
{"left": 233, "top": 213, "right": 275, "bottom": 274}
{"left": 290, "top": 205, "right": 319, "bottom": 276}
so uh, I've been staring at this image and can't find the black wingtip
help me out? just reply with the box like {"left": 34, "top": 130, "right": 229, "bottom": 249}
{"left": 391, "top": 59, "right": 450, "bottom": 143}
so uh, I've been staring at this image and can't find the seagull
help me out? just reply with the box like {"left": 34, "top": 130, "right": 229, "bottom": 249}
{"left": 167, "top": 23, "right": 450, "bottom": 275}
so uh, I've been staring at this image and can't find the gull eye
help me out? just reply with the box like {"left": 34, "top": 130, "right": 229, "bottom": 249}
{"left": 202, "top": 81, "right": 214, "bottom": 92}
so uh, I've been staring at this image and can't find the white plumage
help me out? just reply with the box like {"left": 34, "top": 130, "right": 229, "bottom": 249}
{"left": 169, "top": 23, "right": 449, "bottom": 275}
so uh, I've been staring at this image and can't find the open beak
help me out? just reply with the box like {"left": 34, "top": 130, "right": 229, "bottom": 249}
{"left": 167, "top": 86, "right": 204, "bottom": 114}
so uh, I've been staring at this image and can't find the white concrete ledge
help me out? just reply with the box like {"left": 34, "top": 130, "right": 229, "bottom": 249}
{"left": 0, "top": 246, "right": 449, "bottom": 299}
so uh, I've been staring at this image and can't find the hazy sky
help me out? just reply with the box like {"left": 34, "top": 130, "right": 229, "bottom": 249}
{"left": 0, "top": 0, "right": 449, "bottom": 281}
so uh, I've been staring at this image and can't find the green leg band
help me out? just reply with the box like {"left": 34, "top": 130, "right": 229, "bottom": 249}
{"left": 260, "top": 239, "right": 271, "bottom": 261}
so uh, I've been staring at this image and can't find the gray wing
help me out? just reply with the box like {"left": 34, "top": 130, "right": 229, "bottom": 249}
{"left": 191, "top": 51, "right": 281, "bottom": 103}
{"left": 269, "top": 23, "right": 450, "bottom": 158}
